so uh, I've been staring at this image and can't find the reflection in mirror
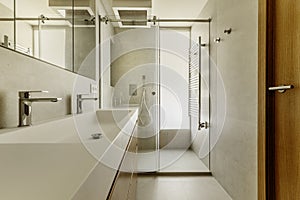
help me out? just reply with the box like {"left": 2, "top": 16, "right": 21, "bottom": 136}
{"left": 16, "top": 0, "right": 70, "bottom": 18}
{"left": 16, "top": 21, "right": 33, "bottom": 56}
{"left": 74, "top": 5, "right": 96, "bottom": 79}
{"left": 0, "top": 21, "right": 14, "bottom": 49}
{"left": 0, "top": 0, "right": 14, "bottom": 49}
{"left": 33, "top": 19, "right": 73, "bottom": 70}
{"left": 73, "top": 0, "right": 96, "bottom": 79}
{"left": 0, "top": 0, "right": 97, "bottom": 80}
{"left": 15, "top": 0, "right": 74, "bottom": 70}
{"left": 0, "top": 0, "right": 13, "bottom": 18}
{"left": 74, "top": 25, "right": 96, "bottom": 79}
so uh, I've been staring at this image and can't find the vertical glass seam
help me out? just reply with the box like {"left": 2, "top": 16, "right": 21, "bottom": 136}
{"left": 72, "top": 0, "right": 75, "bottom": 72}
{"left": 13, "top": 0, "right": 16, "bottom": 50}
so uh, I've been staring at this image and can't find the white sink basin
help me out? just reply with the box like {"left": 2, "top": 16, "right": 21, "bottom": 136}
{"left": 0, "top": 108, "right": 138, "bottom": 200}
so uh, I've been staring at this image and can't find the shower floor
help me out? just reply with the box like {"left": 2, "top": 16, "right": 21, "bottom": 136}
{"left": 137, "top": 149, "right": 209, "bottom": 172}
{"left": 159, "top": 149, "right": 209, "bottom": 172}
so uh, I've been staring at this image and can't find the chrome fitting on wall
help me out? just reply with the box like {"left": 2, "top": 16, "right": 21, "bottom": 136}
{"left": 224, "top": 28, "right": 232, "bottom": 34}
{"left": 101, "top": 16, "right": 109, "bottom": 24}
{"left": 214, "top": 37, "right": 221, "bottom": 43}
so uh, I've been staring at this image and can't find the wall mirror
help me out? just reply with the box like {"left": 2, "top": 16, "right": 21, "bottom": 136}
{"left": 0, "top": 0, "right": 96, "bottom": 80}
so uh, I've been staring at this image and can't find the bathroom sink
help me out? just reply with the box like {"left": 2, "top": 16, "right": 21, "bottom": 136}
{"left": 96, "top": 109, "right": 137, "bottom": 141}
{"left": 0, "top": 108, "right": 138, "bottom": 200}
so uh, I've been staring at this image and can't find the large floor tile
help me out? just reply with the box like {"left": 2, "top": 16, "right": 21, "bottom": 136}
{"left": 136, "top": 176, "right": 232, "bottom": 200}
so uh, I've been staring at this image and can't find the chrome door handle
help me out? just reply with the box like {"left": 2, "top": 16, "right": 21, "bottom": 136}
{"left": 268, "top": 85, "right": 294, "bottom": 93}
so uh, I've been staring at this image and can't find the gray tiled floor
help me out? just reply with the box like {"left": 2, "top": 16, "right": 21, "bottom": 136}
{"left": 137, "top": 149, "right": 210, "bottom": 172}
{"left": 136, "top": 176, "right": 232, "bottom": 200}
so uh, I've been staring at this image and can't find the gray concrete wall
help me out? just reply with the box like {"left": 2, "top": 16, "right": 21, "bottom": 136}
{"left": 0, "top": 47, "right": 96, "bottom": 128}
{"left": 191, "top": 0, "right": 258, "bottom": 199}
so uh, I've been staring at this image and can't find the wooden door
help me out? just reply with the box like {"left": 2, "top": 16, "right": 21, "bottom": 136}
{"left": 273, "top": 0, "right": 300, "bottom": 199}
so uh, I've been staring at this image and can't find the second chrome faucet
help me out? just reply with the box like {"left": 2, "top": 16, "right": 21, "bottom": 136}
{"left": 76, "top": 94, "right": 98, "bottom": 114}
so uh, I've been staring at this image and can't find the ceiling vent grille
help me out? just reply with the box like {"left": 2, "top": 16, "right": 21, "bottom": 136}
{"left": 113, "top": 7, "right": 151, "bottom": 28}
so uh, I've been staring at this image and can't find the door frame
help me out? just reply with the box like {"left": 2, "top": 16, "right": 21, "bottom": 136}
{"left": 258, "top": 0, "right": 276, "bottom": 199}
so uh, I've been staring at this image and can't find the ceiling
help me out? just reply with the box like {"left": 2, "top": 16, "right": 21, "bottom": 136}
{"left": 101, "top": 0, "right": 208, "bottom": 27}
{"left": 152, "top": 0, "right": 207, "bottom": 19}
{"left": 0, "top": 0, "right": 59, "bottom": 18}
{"left": 0, "top": 0, "right": 95, "bottom": 27}
{"left": 152, "top": 0, "right": 208, "bottom": 26}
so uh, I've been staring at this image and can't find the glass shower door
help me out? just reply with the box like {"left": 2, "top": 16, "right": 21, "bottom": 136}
{"left": 159, "top": 28, "right": 192, "bottom": 172}
{"left": 189, "top": 25, "right": 211, "bottom": 172}
{"left": 110, "top": 26, "right": 160, "bottom": 172}
{"left": 158, "top": 26, "right": 211, "bottom": 173}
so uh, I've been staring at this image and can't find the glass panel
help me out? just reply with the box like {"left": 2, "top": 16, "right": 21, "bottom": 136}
{"left": 0, "top": 0, "right": 14, "bottom": 18}
{"left": 199, "top": 27, "right": 211, "bottom": 170}
{"left": 74, "top": 26, "right": 96, "bottom": 79}
{"left": 158, "top": 26, "right": 211, "bottom": 172}
{"left": 0, "top": 0, "right": 14, "bottom": 49}
{"left": 1, "top": 0, "right": 97, "bottom": 78}
{"left": 15, "top": 20, "right": 34, "bottom": 56}
{"left": 110, "top": 26, "right": 160, "bottom": 172}
{"left": 38, "top": 19, "right": 73, "bottom": 70}
{"left": 15, "top": 0, "right": 73, "bottom": 71}
{"left": 73, "top": 0, "right": 96, "bottom": 79}
{"left": 159, "top": 28, "right": 192, "bottom": 172}
{"left": 193, "top": 24, "right": 211, "bottom": 171}
{"left": 16, "top": 0, "right": 71, "bottom": 18}
{"left": 0, "top": 21, "right": 14, "bottom": 49}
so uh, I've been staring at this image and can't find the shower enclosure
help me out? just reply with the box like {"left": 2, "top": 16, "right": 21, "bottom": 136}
{"left": 110, "top": 26, "right": 160, "bottom": 172}
{"left": 104, "top": 15, "right": 211, "bottom": 173}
